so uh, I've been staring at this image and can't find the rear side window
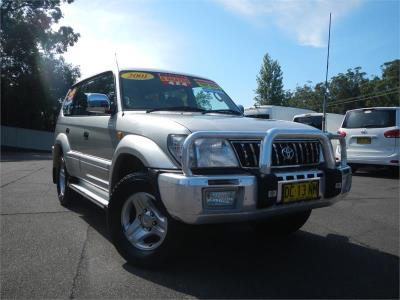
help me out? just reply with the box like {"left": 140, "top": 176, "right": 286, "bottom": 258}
{"left": 293, "top": 116, "right": 322, "bottom": 130}
{"left": 342, "top": 109, "right": 396, "bottom": 128}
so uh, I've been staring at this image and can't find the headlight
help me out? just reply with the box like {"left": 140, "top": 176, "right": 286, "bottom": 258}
{"left": 167, "top": 135, "right": 239, "bottom": 168}
{"left": 167, "top": 134, "right": 187, "bottom": 164}
{"left": 193, "top": 138, "right": 239, "bottom": 168}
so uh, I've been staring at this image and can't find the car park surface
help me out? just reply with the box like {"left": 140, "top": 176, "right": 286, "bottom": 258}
{"left": 1, "top": 152, "right": 398, "bottom": 299}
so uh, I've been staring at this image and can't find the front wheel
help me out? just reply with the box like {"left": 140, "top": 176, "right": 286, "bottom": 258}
{"left": 252, "top": 210, "right": 312, "bottom": 236}
{"left": 56, "top": 155, "right": 75, "bottom": 206}
{"left": 108, "top": 173, "right": 180, "bottom": 266}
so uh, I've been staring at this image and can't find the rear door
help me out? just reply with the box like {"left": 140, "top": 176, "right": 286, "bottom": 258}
{"left": 341, "top": 108, "right": 398, "bottom": 158}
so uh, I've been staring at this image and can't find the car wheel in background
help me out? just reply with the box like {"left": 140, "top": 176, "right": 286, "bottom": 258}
{"left": 349, "top": 164, "right": 359, "bottom": 174}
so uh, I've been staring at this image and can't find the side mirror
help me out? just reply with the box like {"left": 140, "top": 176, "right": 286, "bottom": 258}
{"left": 237, "top": 104, "right": 245, "bottom": 114}
{"left": 86, "top": 93, "right": 111, "bottom": 114}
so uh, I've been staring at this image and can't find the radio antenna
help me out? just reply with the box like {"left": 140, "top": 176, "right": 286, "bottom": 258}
{"left": 322, "top": 13, "right": 332, "bottom": 132}
{"left": 114, "top": 52, "right": 120, "bottom": 72}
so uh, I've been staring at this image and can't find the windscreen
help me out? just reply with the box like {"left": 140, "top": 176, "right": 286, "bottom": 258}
{"left": 342, "top": 109, "right": 396, "bottom": 128}
{"left": 293, "top": 116, "right": 323, "bottom": 130}
{"left": 120, "top": 71, "right": 240, "bottom": 113}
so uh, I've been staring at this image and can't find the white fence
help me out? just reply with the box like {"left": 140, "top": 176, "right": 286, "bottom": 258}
{"left": 1, "top": 126, "right": 54, "bottom": 152}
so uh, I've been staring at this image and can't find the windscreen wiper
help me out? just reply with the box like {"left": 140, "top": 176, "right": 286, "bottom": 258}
{"left": 146, "top": 107, "right": 206, "bottom": 113}
{"left": 201, "top": 109, "right": 242, "bottom": 115}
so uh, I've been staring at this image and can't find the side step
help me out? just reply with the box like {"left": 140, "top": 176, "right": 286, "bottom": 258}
{"left": 69, "top": 181, "right": 109, "bottom": 209}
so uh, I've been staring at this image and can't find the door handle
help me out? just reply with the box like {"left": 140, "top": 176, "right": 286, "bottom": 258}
{"left": 66, "top": 128, "right": 70, "bottom": 134}
{"left": 83, "top": 131, "right": 89, "bottom": 140}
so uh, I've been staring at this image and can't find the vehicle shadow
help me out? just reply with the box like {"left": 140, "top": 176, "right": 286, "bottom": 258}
{"left": 69, "top": 196, "right": 399, "bottom": 299}
{"left": 0, "top": 151, "right": 52, "bottom": 162}
{"left": 353, "top": 167, "right": 399, "bottom": 179}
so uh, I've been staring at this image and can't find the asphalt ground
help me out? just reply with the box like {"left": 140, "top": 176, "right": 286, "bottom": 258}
{"left": 1, "top": 152, "right": 399, "bottom": 299}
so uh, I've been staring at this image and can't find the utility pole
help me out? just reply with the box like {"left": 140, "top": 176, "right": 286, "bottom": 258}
{"left": 322, "top": 13, "right": 332, "bottom": 132}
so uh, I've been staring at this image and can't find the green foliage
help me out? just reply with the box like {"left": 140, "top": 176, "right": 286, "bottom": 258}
{"left": 254, "top": 53, "right": 399, "bottom": 113}
{"left": 255, "top": 53, "right": 285, "bottom": 106}
{"left": 1, "top": 0, "right": 80, "bottom": 131}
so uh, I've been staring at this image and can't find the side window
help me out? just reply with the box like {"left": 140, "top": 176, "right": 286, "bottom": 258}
{"left": 62, "top": 72, "right": 116, "bottom": 117}
{"left": 93, "top": 72, "right": 116, "bottom": 106}
{"left": 73, "top": 82, "right": 90, "bottom": 115}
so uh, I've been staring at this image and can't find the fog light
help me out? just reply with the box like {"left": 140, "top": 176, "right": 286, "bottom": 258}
{"left": 204, "top": 189, "right": 236, "bottom": 209}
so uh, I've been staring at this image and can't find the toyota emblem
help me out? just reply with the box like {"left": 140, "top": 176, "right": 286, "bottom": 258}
{"left": 281, "top": 146, "right": 294, "bottom": 160}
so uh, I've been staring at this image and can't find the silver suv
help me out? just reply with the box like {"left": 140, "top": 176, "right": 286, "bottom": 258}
{"left": 53, "top": 68, "right": 352, "bottom": 266}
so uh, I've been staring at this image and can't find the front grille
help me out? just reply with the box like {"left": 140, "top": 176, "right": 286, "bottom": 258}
{"left": 231, "top": 139, "right": 321, "bottom": 168}
{"left": 230, "top": 140, "right": 261, "bottom": 168}
{"left": 272, "top": 140, "right": 321, "bottom": 167}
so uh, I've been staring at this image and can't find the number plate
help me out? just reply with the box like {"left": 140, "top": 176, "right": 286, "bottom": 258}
{"left": 282, "top": 181, "right": 319, "bottom": 203}
{"left": 357, "top": 137, "right": 371, "bottom": 144}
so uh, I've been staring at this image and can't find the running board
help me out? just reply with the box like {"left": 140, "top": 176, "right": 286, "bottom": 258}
{"left": 69, "top": 182, "right": 109, "bottom": 209}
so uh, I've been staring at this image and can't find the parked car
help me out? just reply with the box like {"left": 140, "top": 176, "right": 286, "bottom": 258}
{"left": 336, "top": 107, "right": 399, "bottom": 172}
{"left": 53, "top": 68, "right": 351, "bottom": 266}
{"left": 293, "top": 112, "right": 345, "bottom": 149}
{"left": 245, "top": 105, "right": 315, "bottom": 121}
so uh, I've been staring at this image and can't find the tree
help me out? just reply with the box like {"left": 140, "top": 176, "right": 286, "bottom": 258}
{"left": 284, "top": 61, "right": 399, "bottom": 114}
{"left": 287, "top": 81, "right": 325, "bottom": 112}
{"left": 254, "top": 53, "right": 285, "bottom": 106}
{"left": 327, "top": 67, "right": 368, "bottom": 113}
{"left": 1, "top": 0, "right": 80, "bottom": 131}
{"left": 368, "top": 60, "right": 400, "bottom": 107}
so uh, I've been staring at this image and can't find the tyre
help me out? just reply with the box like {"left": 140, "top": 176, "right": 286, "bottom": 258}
{"left": 108, "top": 173, "right": 180, "bottom": 266}
{"left": 56, "top": 155, "right": 75, "bottom": 207}
{"left": 252, "top": 209, "right": 312, "bottom": 236}
{"left": 389, "top": 166, "right": 399, "bottom": 177}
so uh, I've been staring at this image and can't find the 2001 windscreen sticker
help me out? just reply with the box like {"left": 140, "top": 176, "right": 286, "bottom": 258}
{"left": 121, "top": 72, "right": 154, "bottom": 80}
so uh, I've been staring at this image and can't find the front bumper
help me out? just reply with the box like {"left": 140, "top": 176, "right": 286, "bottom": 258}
{"left": 158, "top": 129, "right": 351, "bottom": 224}
{"left": 158, "top": 167, "right": 351, "bottom": 224}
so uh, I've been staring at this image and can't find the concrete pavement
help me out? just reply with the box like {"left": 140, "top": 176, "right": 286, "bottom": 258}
{"left": 1, "top": 152, "right": 398, "bottom": 299}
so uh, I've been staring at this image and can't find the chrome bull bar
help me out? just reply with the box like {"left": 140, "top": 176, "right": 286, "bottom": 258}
{"left": 181, "top": 128, "right": 347, "bottom": 176}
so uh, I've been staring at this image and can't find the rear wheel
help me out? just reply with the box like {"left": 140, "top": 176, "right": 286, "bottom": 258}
{"left": 56, "top": 155, "right": 74, "bottom": 206}
{"left": 252, "top": 210, "right": 312, "bottom": 236}
{"left": 108, "top": 173, "right": 180, "bottom": 266}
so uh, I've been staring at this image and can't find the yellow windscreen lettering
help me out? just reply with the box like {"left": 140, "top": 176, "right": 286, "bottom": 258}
{"left": 121, "top": 72, "right": 154, "bottom": 80}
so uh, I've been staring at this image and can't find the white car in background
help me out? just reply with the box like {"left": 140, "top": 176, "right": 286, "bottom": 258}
{"left": 293, "top": 113, "right": 344, "bottom": 132}
{"left": 245, "top": 105, "right": 315, "bottom": 121}
{"left": 336, "top": 107, "right": 399, "bottom": 172}
{"left": 293, "top": 112, "right": 345, "bottom": 151}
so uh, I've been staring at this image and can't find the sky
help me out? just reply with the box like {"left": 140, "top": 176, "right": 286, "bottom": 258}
{"left": 57, "top": 0, "right": 399, "bottom": 108}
